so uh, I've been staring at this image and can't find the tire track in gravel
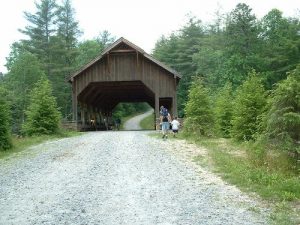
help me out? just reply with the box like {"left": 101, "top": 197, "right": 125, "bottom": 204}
{"left": 0, "top": 131, "right": 271, "bottom": 225}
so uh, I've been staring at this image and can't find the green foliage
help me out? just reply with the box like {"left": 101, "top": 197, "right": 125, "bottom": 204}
{"left": 259, "top": 9, "right": 300, "bottom": 88}
{"left": 184, "top": 77, "right": 214, "bottom": 136}
{"left": 15, "top": 0, "right": 83, "bottom": 120}
{"left": 222, "top": 3, "right": 262, "bottom": 87}
{"left": 225, "top": 3, "right": 259, "bottom": 56}
{"left": 51, "top": 0, "right": 82, "bottom": 119}
{"left": 153, "top": 17, "right": 204, "bottom": 116}
{"left": 0, "top": 87, "right": 12, "bottom": 151}
{"left": 22, "top": 78, "right": 61, "bottom": 135}
{"left": 265, "top": 65, "right": 300, "bottom": 153}
{"left": 192, "top": 33, "right": 225, "bottom": 89}
{"left": 3, "top": 52, "right": 45, "bottom": 133}
{"left": 112, "top": 102, "right": 150, "bottom": 119}
{"left": 214, "top": 83, "right": 233, "bottom": 137}
{"left": 19, "top": 0, "right": 58, "bottom": 77}
{"left": 180, "top": 132, "right": 299, "bottom": 224}
{"left": 75, "top": 31, "right": 115, "bottom": 70}
{"left": 231, "top": 71, "right": 266, "bottom": 141}
{"left": 212, "top": 148, "right": 300, "bottom": 201}
{"left": 140, "top": 113, "right": 155, "bottom": 130}
{"left": 181, "top": 135, "right": 299, "bottom": 204}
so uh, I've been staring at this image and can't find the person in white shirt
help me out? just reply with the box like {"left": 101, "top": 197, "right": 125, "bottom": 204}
{"left": 171, "top": 117, "right": 180, "bottom": 137}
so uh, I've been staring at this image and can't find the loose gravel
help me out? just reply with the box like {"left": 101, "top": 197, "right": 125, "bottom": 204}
{"left": 0, "top": 131, "right": 271, "bottom": 225}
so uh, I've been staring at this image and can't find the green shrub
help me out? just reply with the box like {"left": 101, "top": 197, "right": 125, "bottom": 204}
{"left": 265, "top": 65, "right": 300, "bottom": 154}
{"left": 184, "top": 77, "right": 214, "bottom": 136}
{"left": 214, "top": 83, "right": 234, "bottom": 137}
{"left": 231, "top": 71, "right": 266, "bottom": 141}
{"left": 22, "top": 78, "right": 61, "bottom": 135}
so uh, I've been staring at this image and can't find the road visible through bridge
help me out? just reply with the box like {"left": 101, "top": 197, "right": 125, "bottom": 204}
{"left": 124, "top": 109, "right": 154, "bottom": 130}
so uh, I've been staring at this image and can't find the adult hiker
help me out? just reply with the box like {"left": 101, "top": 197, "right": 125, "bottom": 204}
{"left": 160, "top": 105, "right": 171, "bottom": 139}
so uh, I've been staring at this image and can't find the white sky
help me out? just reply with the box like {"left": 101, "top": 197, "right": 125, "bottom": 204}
{"left": 0, "top": 0, "right": 299, "bottom": 73}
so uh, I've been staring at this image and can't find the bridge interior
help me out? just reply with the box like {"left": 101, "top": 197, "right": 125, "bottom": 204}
{"left": 78, "top": 81, "right": 155, "bottom": 111}
{"left": 76, "top": 81, "right": 167, "bottom": 131}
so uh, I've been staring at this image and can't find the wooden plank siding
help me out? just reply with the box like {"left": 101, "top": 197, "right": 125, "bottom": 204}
{"left": 75, "top": 56, "right": 176, "bottom": 101}
{"left": 69, "top": 37, "right": 180, "bottom": 129}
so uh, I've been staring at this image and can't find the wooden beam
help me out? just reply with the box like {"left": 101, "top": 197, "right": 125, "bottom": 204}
{"left": 110, "top": 49, "right": 136, "bottom": 53}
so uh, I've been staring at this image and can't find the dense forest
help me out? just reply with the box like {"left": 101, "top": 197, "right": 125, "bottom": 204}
{"left": 0, "top": 0, "right": 299, "bottom": 158}
{"left": 153, "top": 3, "right": 300, "bottom": 157}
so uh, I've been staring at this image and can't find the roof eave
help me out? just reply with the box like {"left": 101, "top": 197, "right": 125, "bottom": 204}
{"left": 68, "top": 37, "right": 181, "bottom": 81}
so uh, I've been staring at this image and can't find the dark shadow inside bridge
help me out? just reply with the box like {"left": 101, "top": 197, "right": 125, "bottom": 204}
{"left": 78, "top": 81, "right": 155, "bottom": 111}
{"left": 76, "top": 81, "right": 172, "bottom": 131}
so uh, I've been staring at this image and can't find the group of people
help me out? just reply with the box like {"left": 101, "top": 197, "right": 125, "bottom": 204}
{"left": 159, "top": 105, "right": 180, "bottom": 139}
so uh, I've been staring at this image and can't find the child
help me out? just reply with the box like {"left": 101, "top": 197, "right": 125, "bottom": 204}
{"left": 171, "top": 117, "right": 180, "bottom": 137}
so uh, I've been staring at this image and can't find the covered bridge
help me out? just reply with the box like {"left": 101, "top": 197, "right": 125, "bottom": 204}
{"left": 69, "top": 37, "right": 181, "bottom": 130}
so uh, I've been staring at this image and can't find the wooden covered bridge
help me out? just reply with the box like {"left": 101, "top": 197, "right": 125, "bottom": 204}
{"left": 69, "top": 37, "right": 181, "bottom": 130}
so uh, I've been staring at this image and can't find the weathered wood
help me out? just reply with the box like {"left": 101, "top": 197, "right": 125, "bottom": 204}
{"left": 69, "top": 37, "right": 180, "bottom": 129}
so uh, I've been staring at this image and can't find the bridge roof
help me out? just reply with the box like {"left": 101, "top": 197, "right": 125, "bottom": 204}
{"left": 69, "top": 37, "right": 181, "bottom": 83}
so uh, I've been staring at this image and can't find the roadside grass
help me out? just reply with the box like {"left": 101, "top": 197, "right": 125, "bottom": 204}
{"left": 140, "top": 112, "right": 155, "bottom": 130}
{"left": 177, "top": 131, "right": 300, "bottom": 225}
{"left": 0, "top": 129, "right": 81, "bottom": 159}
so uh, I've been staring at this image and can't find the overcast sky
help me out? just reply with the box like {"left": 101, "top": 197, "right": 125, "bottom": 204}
{"left": 0, "top": 0, "right": 299, "bottom": 73}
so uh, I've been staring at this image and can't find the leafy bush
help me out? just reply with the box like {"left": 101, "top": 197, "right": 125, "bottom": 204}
{"left": 184, "top": 77, "right": 214, "bottom": 136}
{"left": 22, "top": 78, "right": 61, "bottom": 135}
{"left": 231, "top": 71, "right": 266, "bottom": 141}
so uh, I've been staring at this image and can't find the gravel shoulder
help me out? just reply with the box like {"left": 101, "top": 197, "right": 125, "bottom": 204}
{"left": 0, "top": 131, "right": 271, "bottom": 225}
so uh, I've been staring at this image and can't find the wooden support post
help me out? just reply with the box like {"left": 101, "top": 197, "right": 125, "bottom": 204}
{"left": 81, "top": 105, "right": 86, "bottom": 128}
{"left": 155, "top": 94, "right": 159, "bottom": 130}
{"left": 107, "top": 53, "right": 110, "bottom": 74}
{"left": 136, "top": 50, "right": 139, "bottom": 69}
{"left": 72, "top": 82, "right": 78, "bottom": 122}
{"left": 173, "top": 77, "right": 178, "bottom": 117}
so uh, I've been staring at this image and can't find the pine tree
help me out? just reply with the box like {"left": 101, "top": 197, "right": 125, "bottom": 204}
{"left": 223, "top": 3, "right": 261, "bottom": 86}
{"left": 52, "top": 0, "right": 81, "bottom": 119}
{"left": 184, "top": 77, "right": 214, "bottom": 136}
{"left": 214, "top": 83, "right": 233, "bottom": 137}
{"left": 231, "top": 71, "right": 266, "bottom": 141}
{"left": 22, "top": 78, "right": 61, "bottom": 135}
{"left": 75, "top": 40, "right": 105, "bottom": 70}
{"left": 265, "top": 65, "right": 300, "bottom": 153}
{"left": 56, "top": 0, "right": 81, "bottom": 70}
{"left": 259, "top": 9, "right": 300, "bottom": 88}
{"left": 0, "top": 87, "right": 12, "bottom": 150}
{"left": 19, "top": 0, "right": 58, "bottom": 78}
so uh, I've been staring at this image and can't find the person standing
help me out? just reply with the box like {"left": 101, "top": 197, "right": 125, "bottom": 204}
{"left": 115, "top": 118, "right": 121, "bottom": 130}
{"left": 160, "top": 106, "right": 171, "bottom": 139}
{"left": 171, "top": 117, "right": 180, "bottom": 137}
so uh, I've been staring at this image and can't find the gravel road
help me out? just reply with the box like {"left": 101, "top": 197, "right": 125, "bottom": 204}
{"left": 124, "top": 110, "right": 154, "bottom": 130}
{"left": 0, "top": 131, "right": 271, "bottom": 225}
